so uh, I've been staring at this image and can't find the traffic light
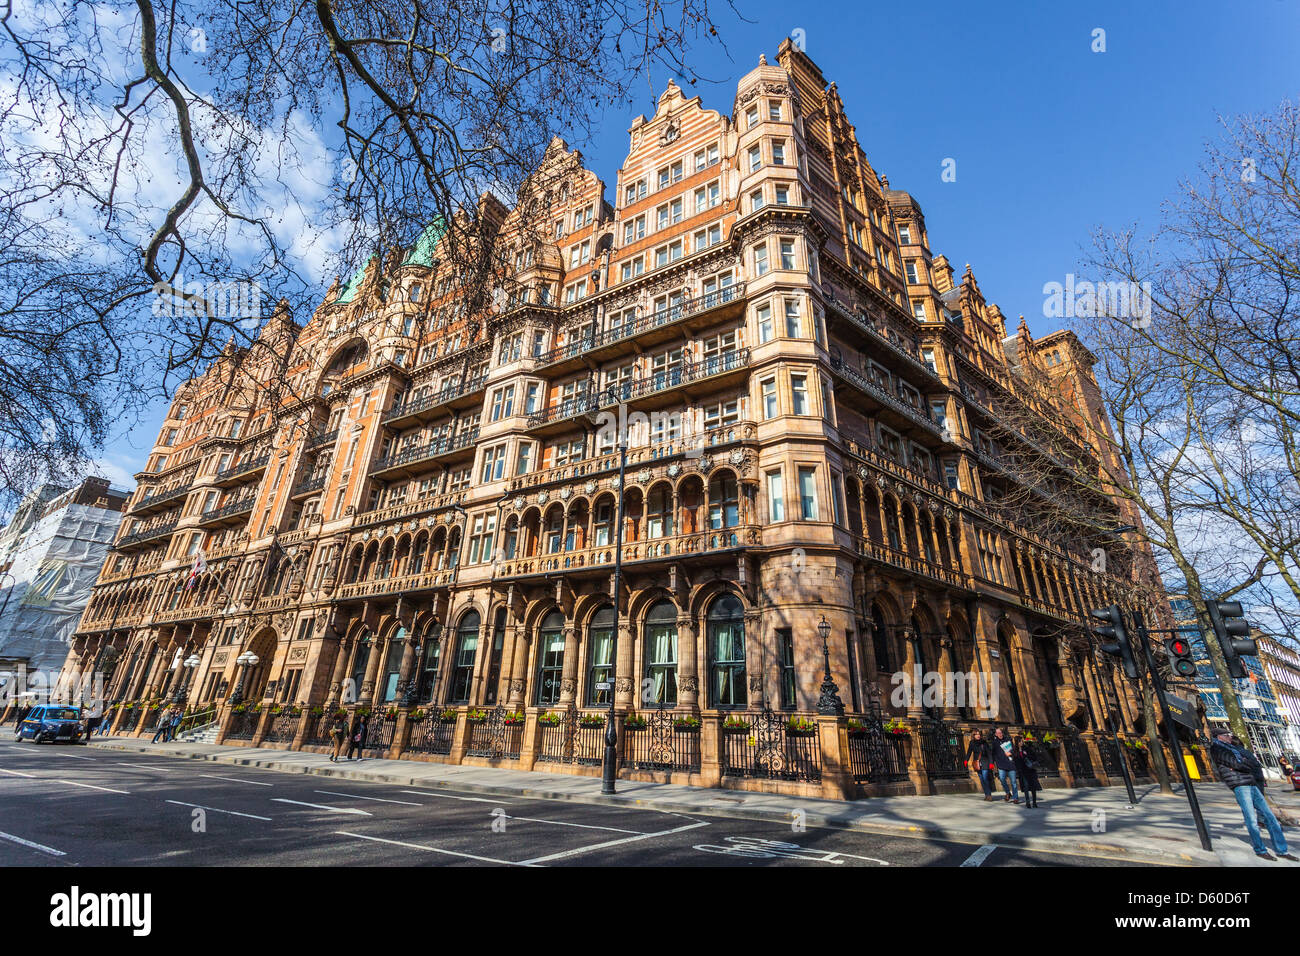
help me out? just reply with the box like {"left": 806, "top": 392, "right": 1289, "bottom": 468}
{"left": 1204, "top": 599, "right": 1256, "bottom": 680}
{"left": 1164, "top": 634, "right": 1198, "bottom": 678}
{"left": 1091, "top": 604, "right": 1139, "bottom": 680}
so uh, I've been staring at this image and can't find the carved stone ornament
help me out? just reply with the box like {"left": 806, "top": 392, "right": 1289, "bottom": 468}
{"left": 514, "top": 496, "right": 527, "bottom": 511}
{"left": 858, "top": 465, "right": 870, "bottom": 481}
{"left": 426, "top": 515, "right": 438, "bottom": 527}
{"left": 560, "top": 677, "right": 578, "bottom": 695}
{"left": 667, "top": 463, "right": 682, "bottom": 479}
{"left": 943, "top": 506, "right": 956, "bottom": 520}
{"left": 610, "top": 476, "right": 622, "bottom": 490}
{"left": 698, "top": 456, "right": 714, "bottom": 472}
{"left": 638, "top": 467, "right": 653, "bottom": 484}
{"left": 362, "top": 530, "right": 371, "bottom": 540}
{"left": 509, "top": 679, "right": 526, "bottom": 695}
{"left": 728, "top": 448, "right": 746, "bottom": 467}
{"left": 584, "top": 481, "right": 597, "bottom": 496}
{"left": 559, "top": 487, "right": 572, "bottom": 501}
{"left": 615, "top": 677, "right": 635, "bottom": 693}
{"left": 679, "top": 676, "right": 699, "bottom": 693}
{"left": 444, "top": 511, "right": 456, "bottom": 525}
{"left": 409, "top": 520, "right": 419, "bottom": 531}
{"left": 537, "top": 491, "right": 549, "bottom": 505}
{"left": 927, "top": 499, "right": 940, "bottom": 513}
{"left": 875, "top": 474, "right": 890, "bottom": 489}
{"left": 747, "top": 675, "right": 764, "bottom": 693}
{"left": 288, "top": 646, "right": 309, "bottom": 663}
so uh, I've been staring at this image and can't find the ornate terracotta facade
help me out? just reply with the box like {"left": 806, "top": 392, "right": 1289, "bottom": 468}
{"left": 62, "top": 40, "right": 1169, "bottom": 796}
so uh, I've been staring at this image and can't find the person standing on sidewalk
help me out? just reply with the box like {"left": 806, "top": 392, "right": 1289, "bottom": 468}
{"left": 345, "top": 715, "right": 368, "bottom": 761}
{"left": 167, "top": 708, "right": 183, "bottom": 741}
{"left": 965, "top": 729, "right": 995, "bottom": 801}
{"left": 151, "top": 707, "right": 173, "bottom": 744}
{"left": 990, "top": 726, "right": 1020, "bottom": 803}
{"left": 329, "top": 714, "right": 348, "bottom": 762}
{"left": 1210, "top": 729, "right": 1297, "bottom": 861}
{"left": 1014, "top": 736, "right": 1042, "bottom": 808}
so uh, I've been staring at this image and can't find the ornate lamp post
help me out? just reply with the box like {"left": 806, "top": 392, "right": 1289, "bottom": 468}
{"left": 173, "top": 654, "right": 201, "bottom": 706}
{"left": 816, "top": 615, "right": 845, "bottom": 716}
{"left": 228, "top": 651, "right": 259, "bottom": 705}
{"left": 402, "top": 621, "right": 441, "bottom": 707}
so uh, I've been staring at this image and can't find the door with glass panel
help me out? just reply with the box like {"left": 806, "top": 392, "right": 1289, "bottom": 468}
{"left": 587, "top": 606, "right": 616, "bottom": 707}
{"left": 643, "top": 600, "right": 678, "bottom": 706}
{"left": 535, "top": 610, "right": 566, "bottom": 706}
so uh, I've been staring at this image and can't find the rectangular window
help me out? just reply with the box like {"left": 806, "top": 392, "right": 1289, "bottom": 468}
{"left": 798, "top": 466, "right": 818, "bottom": 520}
{"left": 748, "top": 145, "right": 762, "bottom": 172}
{"left": 784, "top": 299, "right": 801, "bottom": 337}
{"left": 489, "top": 384, "right": 515, "bottom": 422}
{"left": 750, "top": 188, "right": 765, "bottom": 212}
{"left": 898, "top": 224, "right": 912, "bottom": 244}
{"left": 757, "top": 303, "right": 774, "bottom": 343}
{"left": 624, "top": 179, "right": 646, "bottom": 205}
{"left": 480, "top": 444, "right": 507, "bottom": 483}
{"left": 746, "top": 106, "right": 759, "bottom": 129}
{"left": 912, "top": 299, "right": 927, "bottom": 321}
{"left": 791, "top": 374, "right": 809, "bottom": 415}
{"left": 778, "top": 628, "right": 796, "bottom": 710}
{"left": 754, "top": 243, "right": 769, "bottom": 276}
{"left": 515, "top": 443, "right": 533, "bottom": 475}
{"left": 624, "top": 215, "right": 646, "bottom": 244}
{"left": 767, "top": 470, "right": 785, "bottom": 522}
{"left": 775, "top": 185, "right": 790, "bottom": 205}
{"left": 771, "top": 141, "right": 786, "bottom": 166}
{"left": 761, "top": 378, "right": 778, "bottom": 419}
{"left": 779, "top": 238, "right": 796, "bottom": 270}
{"left": 768, "top": 100, "right": 783, "bottom": 122}
{"left": 905, "top": 260, "right": 919, "bottom": 284}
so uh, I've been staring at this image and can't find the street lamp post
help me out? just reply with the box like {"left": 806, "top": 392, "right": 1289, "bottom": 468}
{"left": 228, "top": 651, "right": 259, "bottom": 706}
{"left": 173, "top": 654, "right": 201, "bottom": 706}
{"left": 816, "top": 615, "right": 845, "bottom": 716}
{"left": 403, "top": 621, "right": 441, "bottom": 707}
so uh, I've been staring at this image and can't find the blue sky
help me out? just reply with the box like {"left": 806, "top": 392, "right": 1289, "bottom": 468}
{"left": 97, "top": 0, "right": 1300, "bottom": 487}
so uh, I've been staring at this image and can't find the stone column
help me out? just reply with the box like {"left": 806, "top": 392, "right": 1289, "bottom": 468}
{"left": 614, "top": 618, "right": 635, "bottom": 711}
{"left": 936, "top": 635, "right": 960, "bottom": 719}
{"left": 902, "top": 629, "right": 923, "bottom": 718}
{"left": 507, "top": 627, "right": 530, "bottom": 710}
{"left": 558, "top": 623, "right": 579, "bottom": 707}
{"left": 327, "top": 635, "right": 352, "bottom": 707}
{"left": 677, "top": 614, "right": 699, "bottom": 711}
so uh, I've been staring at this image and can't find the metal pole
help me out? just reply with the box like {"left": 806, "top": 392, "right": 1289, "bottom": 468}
{"left": 1132, "top": 608, "right": 1213, "bottom": 851}
{"left": 1086, "top": 643, "right": 1138, "bottom": 806}
{"left": 601, "top": 429, "right": 628, "bottom": 795}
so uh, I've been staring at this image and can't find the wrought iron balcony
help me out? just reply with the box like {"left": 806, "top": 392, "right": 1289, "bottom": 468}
{"left": 199, "top": 496, "right": 257, "bottom": 525}
{"left": 827, "top": 355, "right": 945, "bottom": 439}
{"left": 383, "top": 375, "right": 488, "bottom": 425}
{"left": 306, "top": 428, "right": 339, "bottom": 449}
{"left": 536, "top": 282, "right": 746, "bottom": 368}
{"left": 115, "top": 521, "right": 178, "bottom": 550}
{"left": 370, "top": 428, "right": 480, "bottom": 476}
{"left": 291, "top": 474, "right": 328, "bottom": 497}
{"left": 131, "top": 482, "right": 192, "bottom": 516}
{"left": 214, "top": 453, "right": 270, "bottom": 485}
{"left": 823, "top": 295, "right": 938, "bottom": 382}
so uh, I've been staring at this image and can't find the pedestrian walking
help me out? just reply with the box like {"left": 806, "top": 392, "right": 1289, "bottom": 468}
{"left": 84, "top": 708, "right": 100, "bottom": 741}
{"left": 329, "top": 713, "right": 348, "bottom": 762}
{"left": 345, "top": 715, "right": 368, "bottom": 761}
{"left": 965, "top": 729, "right": 996, "bottom": 801}
{"left": 1209, "top": 729, "right": 1296, "bottom": 861}
{"left": 1015, "top": 736, "right": 1042, "bottom": 808}
{"left": 990, "top": 726, "right": 1020, "bottom": 804}
{"left": 151, "top": 707, "right": 173, "bottom": 744}
{"left": 167, "top": 708, "right": 183, "bottom": 741}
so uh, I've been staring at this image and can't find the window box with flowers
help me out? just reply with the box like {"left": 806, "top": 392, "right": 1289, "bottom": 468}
{"left": 723, "top": 716, "right": 752, "bottom": 734}
{"left": 1123, "top": 738, "right": 1148, "bottom": 751}
{"left": 1041, "top": 732, "right": 1060, "bottom": 749}
{"left": 309, "top": 706, "right": 326, "bottom": 718}
{"left": 332, "top": 708, "right": 349, "bottom": 720}
{"left": 538, "top": 712, "right": 563, "bottom": 726}
{"left": 624, "top": 714, "right": 647, "bottom": 730}
{"left": 352, "top": 707, "right": 370, "bottom": 719}
{"left": 883, "top": 718, "right": 909, "bottom": 736}
{"left": 383, "top": 708, "right": 400, "bottom": 721}
{"left": 847, "top": 718, "right": 870, "bottom": 737}
{"left": 438, "top": 708, "right": 458, "bottom": 724}
{"left": 785, "top": 716, "right": 817, "bottom": 737}
{"left": 503, "top": 711, "right": 526, "bottom": 726}
{"left": 408, "top": 708, "right": 428, "bottom": 722}
{"left": 673, "top": 715, "right": 701, "bottom": 732}
{"left": 578, "top": 714, "right": 607, "bottom": 728}
{"left": 148, "top": 702, "right": 162, "bottom": 712}
{"left": 466, "top": 709, "right": 488, "bottom": 723}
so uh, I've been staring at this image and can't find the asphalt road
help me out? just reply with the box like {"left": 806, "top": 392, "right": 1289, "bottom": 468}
{"left": 0, "top": 738, "right": 1156, "bottom": 867}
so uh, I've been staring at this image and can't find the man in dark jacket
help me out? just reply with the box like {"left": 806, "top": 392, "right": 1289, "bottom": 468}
{"left": 965, "top": 730, "right": 996, "bottom": 801}
{"left": 1210, "top": 730, "right": 1296, "bottom": 861}
{"left": 990, "top": 726, "right": 1020, "bottom": 804}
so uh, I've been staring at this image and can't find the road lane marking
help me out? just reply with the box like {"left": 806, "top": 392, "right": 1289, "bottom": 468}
{"left": 56, "top": 779, "right": 129, "bottom": 794}
{"left": 692, "top": 836, "right": 890, "bottom": 865}
{"left": 334, "top": 830, "right": 531, "bottom": 866}
{"left": 314, "top": 790, "right": 423, "bottom": 807}
{"left": 117, "top": 763, "right": 176, "bottom": 773}
{"left": 0, "top": 830, "right": 67, "bottom": 857}
{"left": 504, "top": 814, "right": 641, "bottom": 834}
{"left": 960, "top": 845, "right": 997, "bottom": 867}
{"left": 198, "top": 774, "right": 273, "bottom": 786}
{"left": 271, "top": 798, "right": 371, "bottom": 816}
{"left": 521, "top": 821, "right": 710, "bottom": 864}
{"left": 0, "top": 767, "right": 37, "bottom": 777}
{"left": 165, "top": 799, "right": 272, "bottom": 821}
{"left": 400, "top": 790, "right": 506, "bottom": 804}
{"left": 52, "top": 752, "right": 95, "bottom": 760}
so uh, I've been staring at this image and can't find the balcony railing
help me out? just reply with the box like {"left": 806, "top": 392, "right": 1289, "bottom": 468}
{"left": 537, "top": 283, "right": 746, "bottom": 366}
{"left": 828, "top": 355, "right": 944, "bottom": 439}
{"left": 336, "top": 568, "right": 458, "bottom": 600}
{"left": 200, "top": 496, "right": 256, "bottom": 523}
{"left": 306, "top": 428, "right": 339, "bottom": 449}
{"left": 216, "top": 453, "right": 270, "bottom": 483}
{"left": 527, "top": 349, "right": 750, "bottom": 429}
{"left": 855, "top": 537, "right": 965, "bottom": 588}
{"left": 494, "top": 525, "right": 759, "bottom": 579}
{"left": 291, "top": 474, "right": 328, "bottom": 497}
{"left": 131, "top": 483, "right": 192, "bottom": 514}
{"left": 824, "top": 296, "right": 938, "bottom": 382}
{"left": 116, "top": 521, "right": 178, "bottom": 549}
{"left": 383, "top": 375, "right": 488, "bottom": 424}
{"left": 371, "top": 428, "right": 480, "bottom": 473}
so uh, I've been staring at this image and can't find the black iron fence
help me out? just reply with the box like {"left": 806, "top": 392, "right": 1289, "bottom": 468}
{"left": 537, "top": 710, "right": 606, "bottom": 767}
{"left": 720, "top": 711, "right": 821, "bottom": 783}
{"left": 224, "top": 708, "right": 259, "bottom": 740}
{"left": 363, "top": 717, "right": 397, "bottom": 754}
{"left": 262, "top": 713, "right": 300, "bottom": 746}
{"left": 847, "top": 726, "right": 910, "bottom": 784}
{"left": 407, "top": 716, "right": 456, "bottom": 756}
{"left": 466, "top": 707, "right": 524, "bottom": 759}
{"left": 918, "top": 719, "right": 966, "bottom": 778}
{"left": 1061, "top": 729, "right": 1094, "bottom": 780}
{"left": 620, "top": 709, "right": 702, "bottom": 773}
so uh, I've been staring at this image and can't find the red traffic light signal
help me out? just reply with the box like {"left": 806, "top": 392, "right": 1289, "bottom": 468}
{"left": 1164, "top": 636, "right": 1197, "bottom": 678}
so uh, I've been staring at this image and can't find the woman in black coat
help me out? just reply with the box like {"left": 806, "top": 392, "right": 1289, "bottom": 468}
{"left": 1014, "top": 736, "right": 1042, "bottom": 807}
{"left": 345, "top": 716, "right": 368, "bottom": 761}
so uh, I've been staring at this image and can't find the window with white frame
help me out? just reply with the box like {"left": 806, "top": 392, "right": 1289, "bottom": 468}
{"left": 480, "top": 444, "right": 507, "bottom": 483}
{"left": 767, "top": 469, "right": 784, "bottom": 521}
{"left": 489, "top": 385, "right": 515, "bottom": 422}
{"left": 775, "top": 184, "right": 790, "bottom": 205}
{"left": 779, "top": 238, "right": 796, "bottom": 270}
{"left": 905, "top": 260, "right": 919, "bottom": 284}
{"left": 624, "top": 215, "right": 646, "bottom": 244}
{"left": 753, "top": 243, "right": 769, "bottom": 276}
{"left": 898, "top": 224, "right": 912, "bottom": 244}
{"left": 771, "top": 141, "right": 786, "bottom": 166}
{"left": 693, "top": 144, "right": 719, "bottom": 171}
{"left": 624, "top": 179, "right": 646, "bottom": 205}
{"left": 756, "top": 302, "right": 774, "bottom": 343}
{"left": 791, "top": 373, "right": 810, "bottom": 415}
{"left": 784, "top": 298, "right": 802, "bottom": 337}
{"left": 911, "top": 299, "right": 926, "bottom": 321}
{"left": 798, "top": 466, "right": 818, "bottom": 520}
{"left": 768, "top": 100, "right": 782, "bottom": 121}
{"left": 746, "top": 106, "right": 759, "bottom": 129}
{"left": 748, "top": 145, "right": 762, "bottom": 172}
{"left": 694, "top": 181, "right": 720, "bottom": 214}
{"left": 468, "top": 513, "right": 497, "bottom": 564}
{"left": 750, "top": 188, "right": 765, "bottom": 212}
{"left": 761, "top": 378, "right": 778, "bottom": 419}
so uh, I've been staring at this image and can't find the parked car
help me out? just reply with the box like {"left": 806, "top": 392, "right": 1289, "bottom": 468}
{"left": 15, "top": 705, "right": 84, "bottom": 744}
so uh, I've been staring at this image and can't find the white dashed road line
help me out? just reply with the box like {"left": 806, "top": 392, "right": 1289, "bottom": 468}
{"left": 400, "top": 790, "right": 506, "bottom": 804}
{"left": 56, "top": 779, "right": 129, "bottom": 794}
{"left": 117, "top": 762, "right": 176, "bottom": 773}
{"left": 314, "top": 790, "right": 423, "bottom": 807}
{"left": 504, "top": 814, "right": 642, "bottom": 834}
{"left": 52, "top": 752, "right": 95, "bottom": 760}
{"left": 335, "top": 830, "right": 531, "bottom": 866}
{"left": 960, "top": 845, "right": 997, "bottom": 867}
{"left": 271, "top": 798, "right": 371, "bottom": 816}
{"left": 197, "top": 774, "right": 274, "bottom": 786}
{"left": 520, "top": 821, "right": 710, "bottom": 865}
{"left": 165, "top": 799, "right": 272, "bottom": 821}
{"left": 0, "top": 767, "right": 36, "bottom": 777}
{"left": 0, "top": 830, "right": 67, "bottom": 857}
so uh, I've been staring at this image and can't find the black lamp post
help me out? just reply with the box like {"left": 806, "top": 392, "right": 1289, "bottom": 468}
{"left": 403, "top": 621, "right": 440, "bottom": 707}
{"left": 173, "top": 653, "right": 200, "bottom": 706}
{"left": 228, "top": 651, "right": 259, "bottom": 705}
{"left": 816, "top": 615, "right": 845, "bottom": 716}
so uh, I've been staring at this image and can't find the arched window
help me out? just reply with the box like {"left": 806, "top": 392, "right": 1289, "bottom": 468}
{"left": 449, "top": 611, "right": 480, "bottom": 703}
{"left": 535, "top": 610, "right": 566, "bottom": 706}
{"left": 708, "top": 474, "right": 739, "bottom": 529}
{"left": 348, "top": 634, "right": 371, "bottom": 702}
{"left": 643, "top": 600, "right": 678, "bottom": 706}
{"left": 416, "top": 621, "right": 442, "bottom": 704}
{"left": 380, "top": 628, "right": 406, "bottom": 702}
{"left": 410, "top": 535, "right": 428, "bottom": 575}
{"left": 707, "top": 594, "right": 746, "bottom": 708}
{"left": 871, "top": 604, "right": 892, "bottom": 672}
{"left": 587, "top": 606, "right": 616, "bottom": 706}
{"left": 998, "top": 628, "right": 1024, "bottom": 724}
{"left": 647, "top": 486, "right": 673, "bottom": 538}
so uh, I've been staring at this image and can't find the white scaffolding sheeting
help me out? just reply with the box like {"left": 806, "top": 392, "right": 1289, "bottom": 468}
{"left": 0, "top": 503, "right": 122, "bottom": 674}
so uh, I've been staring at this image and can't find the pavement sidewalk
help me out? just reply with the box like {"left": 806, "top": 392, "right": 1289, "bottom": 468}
{"left": 91, "top": 735, "right": 1300, "bottom": 867}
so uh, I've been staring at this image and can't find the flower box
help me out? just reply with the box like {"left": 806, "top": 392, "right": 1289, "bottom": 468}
{"left": 408, "top": 709, "right": 428, "bottom": 722}
{"left": 623, "top": 716, "right": 647, "bottom": 730}
{"left": 538, "top": 712, "right": 563, "bottom": 726}
{"left": 466, "top": 709, "right": 488, "bottom": 723}
{"left": 438, "top": 709, "right": 458, "bottom": 723}
{"left": 673, "top": 716, "right": 701, "bottom": 731}
{"left": 502, "top": 711, "right": 526, "bottom": 726}
{"left": 578, "top": 715, "right": 606, "bottom": 728}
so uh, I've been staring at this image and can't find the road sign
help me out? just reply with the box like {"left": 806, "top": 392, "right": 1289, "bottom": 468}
{"left": 1161, "top": 692, "right": 1200, "bottom": 731}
